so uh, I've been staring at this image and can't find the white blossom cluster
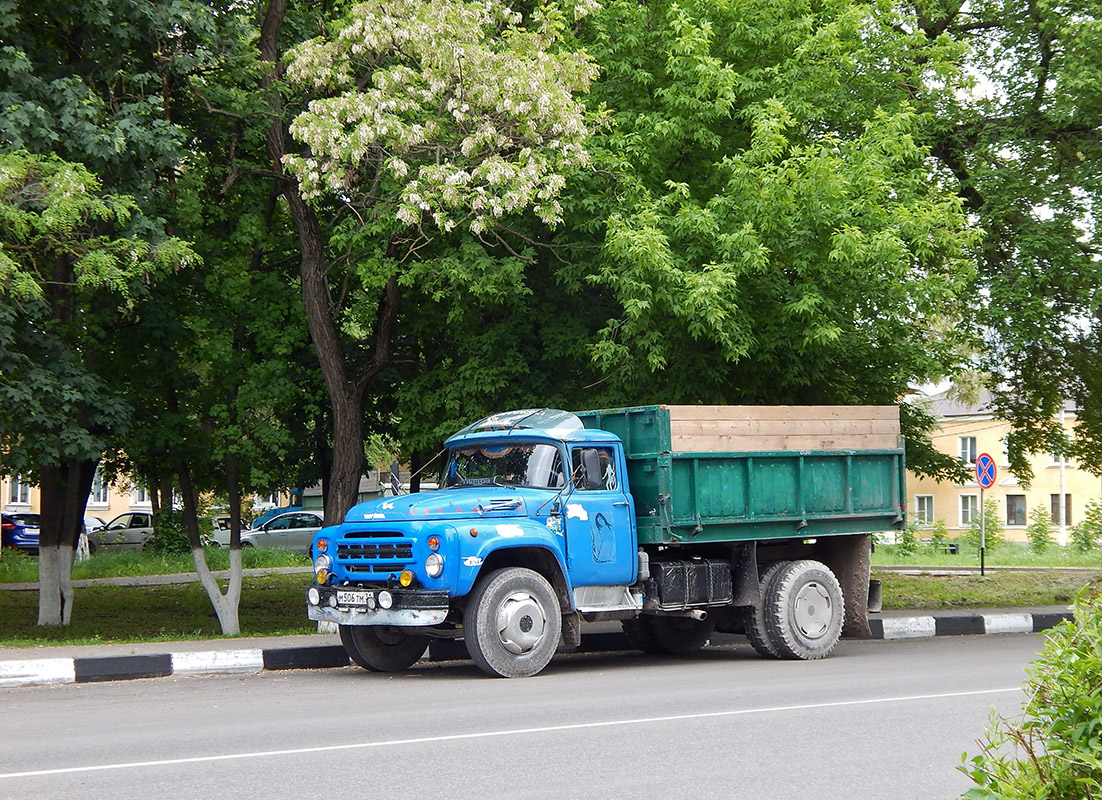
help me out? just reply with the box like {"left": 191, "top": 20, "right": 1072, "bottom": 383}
{"left": 284, "top": 0, "right": 598, "bottom": 232}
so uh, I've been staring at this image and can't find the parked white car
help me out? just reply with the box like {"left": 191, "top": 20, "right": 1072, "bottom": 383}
{"left": 210, "top": 511, "right": 323, "bottom": 555}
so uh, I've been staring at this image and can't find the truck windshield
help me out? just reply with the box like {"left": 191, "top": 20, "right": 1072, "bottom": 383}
{"left": 444, "top": 443, "right": 565, "bottom": 490}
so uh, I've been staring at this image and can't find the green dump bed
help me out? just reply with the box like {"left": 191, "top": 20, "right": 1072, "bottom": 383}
{"left": 577, "top": 405, "right": 905, "bottom": 545}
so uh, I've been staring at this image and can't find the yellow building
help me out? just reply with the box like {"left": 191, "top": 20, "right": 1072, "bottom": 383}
{"left": 907, "top": 391, "right": 1101, "bottom": 545}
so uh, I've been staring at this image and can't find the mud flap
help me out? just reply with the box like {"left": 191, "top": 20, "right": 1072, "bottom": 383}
{"left": 819, "top": 534, "right": 873, "bottom": 639}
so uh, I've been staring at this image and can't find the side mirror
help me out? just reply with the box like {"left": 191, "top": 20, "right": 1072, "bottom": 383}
{"left": 581, "top": 448, "right": 601, "bottom": 491}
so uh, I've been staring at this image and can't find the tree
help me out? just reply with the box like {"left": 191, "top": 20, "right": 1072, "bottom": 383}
{"left": 552, "top": 0, "right": 979, "bottom": 467}
{"left": 0, "top": 151, "right": 192, "bottom": 625}
{"left": 902, "top": 0, "right": 1102, "bottom": 479}
{"left": 965, "top": 497, "right": 1004, "bottom": 555}
{"left": 1070, "top": 500, "right": 1102, "bottom": 554}
{"left": 262, "top": 0, "right": 600, "bottom": 522}
{"left": 1026, "top": 504, "right": 1055, "bottom": 554}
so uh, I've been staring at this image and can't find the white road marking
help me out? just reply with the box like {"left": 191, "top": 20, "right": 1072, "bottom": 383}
{"left": 0, "top": 687, "right": 1021, "bottom": 781}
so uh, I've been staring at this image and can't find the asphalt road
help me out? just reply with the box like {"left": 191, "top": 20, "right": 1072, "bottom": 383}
{"left": 0, "top": 634, "right": 1042, "bottom": 800}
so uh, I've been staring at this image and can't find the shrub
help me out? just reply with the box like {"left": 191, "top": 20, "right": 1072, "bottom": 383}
{"left": 895, "top": 522, "right": 920, "bottom": 557}
{"left": 1070, "top": 500, "right": 1102, "bottom": 554}
{"left": 965, "top": 498, "right": 1004, "bottom": 554}
{"left": 960, "top": 584, "right": 1102, "bottom": 799}
{"left": 1025, "top": 504, "right": 1055, "bottom": 554}
{"left": 926, "top": 519, "right": 951, "bottom": 554}
{"left": 144, "top": 509, "right": 192, "bottom": 555}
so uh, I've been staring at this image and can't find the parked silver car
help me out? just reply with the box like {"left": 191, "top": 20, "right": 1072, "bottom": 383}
{"left": 210, "top": 511, "right": 323, "bottom": 555}
{"left": 87, "top": 512, "right": 154, "bottom": 552}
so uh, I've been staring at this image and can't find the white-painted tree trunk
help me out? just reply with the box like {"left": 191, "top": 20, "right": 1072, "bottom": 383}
{"left": 37, "top": 545, "right": 75, "bottom": 626}
{"left": 191, "top": 546, "right": 243, "bottom": 635}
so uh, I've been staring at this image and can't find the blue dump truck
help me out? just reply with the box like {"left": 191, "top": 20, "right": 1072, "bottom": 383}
{"left": 307, "top": 406, "right": 905, "bottom": 678}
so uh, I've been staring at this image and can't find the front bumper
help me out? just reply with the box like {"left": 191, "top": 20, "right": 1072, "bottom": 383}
{"left": 306, "top": 585, "right": 450, "bottom": 627}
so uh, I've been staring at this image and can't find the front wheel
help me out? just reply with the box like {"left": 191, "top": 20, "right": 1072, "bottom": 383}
{"left": 763, "top": 560, "right": 845, "bottom": 660}
{"left": 463, "top": 567, "right": 562, "bottom": 678}
{"left": 340, "top": 624, "right": 429, "bottom": 672}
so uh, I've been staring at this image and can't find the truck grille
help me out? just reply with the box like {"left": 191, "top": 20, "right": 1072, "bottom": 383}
{"left": 337, "top": 542, "right": 413, "bottom": 560}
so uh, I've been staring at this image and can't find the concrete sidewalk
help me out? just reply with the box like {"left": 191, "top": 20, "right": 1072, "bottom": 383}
{"left": 0, "top": 605, "right": 1074, "bottom": 689}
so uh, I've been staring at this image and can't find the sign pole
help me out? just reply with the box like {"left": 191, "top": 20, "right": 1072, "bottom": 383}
{"left": 979, "top": 486, "right": 985, "bottom": 577}
{"left": 975, "top": 453, "right": 996, "bottom": 578}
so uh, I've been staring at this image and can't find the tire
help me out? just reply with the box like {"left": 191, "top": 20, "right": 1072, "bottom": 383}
{"left": 763, "top": 560, "right": 845, "bottom": 660}
{"left": 463, "top": 567, "right": 562, "bottom": 678}
{"left": 339, "top": 624, "right": 429, "bottom": 672}
{"left": 744, "top": 561, "right": 790, "bottom": 659}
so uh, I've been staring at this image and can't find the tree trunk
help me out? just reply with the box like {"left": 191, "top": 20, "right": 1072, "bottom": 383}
{"left": 177, "top": 461, "right": 241, "bottom": 635}
{"left": 36, "top": 459, "right": 95, "bottom": 626}
{"left": 260, "top": 0, "right": 400, "bottom": 526}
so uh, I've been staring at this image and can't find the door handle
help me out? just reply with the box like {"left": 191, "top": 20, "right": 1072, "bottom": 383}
{"left": 613, "top": 501, "right": 629, "bottom": 507}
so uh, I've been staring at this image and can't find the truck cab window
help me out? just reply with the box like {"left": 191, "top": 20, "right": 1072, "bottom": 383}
{"left": 571, "top": 447, "right": 617, "bottom": 491}
{"left": 445, "top": 443, "right": 564, "bottom": 489}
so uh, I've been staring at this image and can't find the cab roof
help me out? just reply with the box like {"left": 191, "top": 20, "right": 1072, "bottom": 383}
{"left": 446, "top": 409, "right": 620, "bottom": 446}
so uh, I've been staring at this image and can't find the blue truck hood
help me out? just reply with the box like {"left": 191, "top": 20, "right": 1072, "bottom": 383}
{"left": 344, "top": 487, "right": 548, "bottom": 524}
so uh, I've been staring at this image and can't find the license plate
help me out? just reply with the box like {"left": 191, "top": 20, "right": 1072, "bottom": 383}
{"left": 336, "top": 590, "right": 374, "bottom": 607}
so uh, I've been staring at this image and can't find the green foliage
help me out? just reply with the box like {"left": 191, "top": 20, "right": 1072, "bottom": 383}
{"left": 897, "top": 523, "right": 920, "bottom": 557}
{"left": 960, "top": 589, "right": 1102, "bottom": 799}
{"left": 1071, "top": 500, "right": 1102, "bottom": 554}
{"left": 926, "top": 519, "right": 951, "bottom": 555}
{"left": 1026, "top": 504, "right": 1055, "bottom": 554}
{"left": 965, "top": 498, "right": 1004, "bottom": 554}
{"left": 144, "top": 509, "right": 191, "bottom": 555}
{"left": 561, "top": 0, "right": 978, "bottom": 412}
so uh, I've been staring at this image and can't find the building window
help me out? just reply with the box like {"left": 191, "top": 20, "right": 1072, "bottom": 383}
{"left": 915, "top": 495, "right": 934, "bottom": 525}
{"left": 8, "top": 475, "right": 30, "bottom": 505}
{"left": 1006, "top": 495, "right": 1026, "bottom": 526}
{"left": 1051, "top": 493, "right": 1072, "bottom": 526}
{"left": 960, "top": 494, "right": 978, "bottom": 526}
{"left": 89, "top": 467, "right": 109, "bottom": 506}
{"left": 132, "top": 485, "right": 150, "bottom": 507}
{"left": 959, "top": 436, "right": 977, "bottom": 465}
{"left": 1050, "top": 452, "right": 1068, "bottom": 466}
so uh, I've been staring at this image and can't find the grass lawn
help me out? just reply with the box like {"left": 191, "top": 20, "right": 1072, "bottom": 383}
{"left": 877, "top": 570, "right": 1102, "bottom": 610}
{"left": 0, "top": 572, "right": 316, "bottom": 647}
{"left": 0, "top": 546, "right": 310, "bottom": 584}
{"left": 872, "top": 542, "right": 1102, "bottom": 568}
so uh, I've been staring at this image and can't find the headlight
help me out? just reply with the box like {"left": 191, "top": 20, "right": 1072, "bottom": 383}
{"left": 425, "top": 552, "right": 444, "bottom": 578}
{"left": 377, "top": 590, "right": 394, "bottom": 609}
{"left": 314, "top": 554, "right": 331, "bottom": 584}
{"left": 307, "top": 587, "right": 320, "bottom": 605}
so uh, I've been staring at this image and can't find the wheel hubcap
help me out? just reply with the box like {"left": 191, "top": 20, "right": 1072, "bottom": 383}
{"left": 497, "top": 591, "right": 547, "bottom": 655}
{"left": 793, "top": 581, "right": 832, "bottom": 639}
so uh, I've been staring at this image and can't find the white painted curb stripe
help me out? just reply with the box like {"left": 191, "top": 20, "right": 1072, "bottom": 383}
{"left": 983, "top": 613, "right": 1034, "bottom": 635}
{"left": 880, "top": 616, "right": 936, "bottom": 639}
{"left": 171, "top": 650, "right": 264, "bottom": 675}
{"left": 0, "top": 658, "right": 76, "bottom": 688}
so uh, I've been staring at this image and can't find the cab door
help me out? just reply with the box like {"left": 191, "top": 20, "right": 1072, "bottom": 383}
{"left": 562, "top": 445, "right": 636, "bottom": 586}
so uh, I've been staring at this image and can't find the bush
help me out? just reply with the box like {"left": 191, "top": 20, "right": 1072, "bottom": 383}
{"left": 960, "top": 584, "right": 1102, "bottom": 798}
{"left": 1025, "top": 504, "right": 1054, "bottom": 554}
{"left": 144, "top": 509, "right": 192, "bottom": 555}
{"left": 893, "top": 523, "right": 919, "bottom": 557}
{"left": 965, "top": 498, "right": 1004, "bottom": 554}
{"left": 1070, "top": 500, "right": 1102, "bottom": 553}
{"left": 926, "top": 519, "right": 951, "bottom": 554}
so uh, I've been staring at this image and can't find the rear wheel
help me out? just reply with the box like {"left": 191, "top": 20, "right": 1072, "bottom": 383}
{"left": 763, "top": 560, "right": 845, "bottom": 660}
{"left": 340, "top": 624, "right": 429, "bottom": 672}
{"left": 744, "top": 561, "right": 790, "bottom": 659}
{"left": 464, "top": 567, "right": 561, "bottom": 678}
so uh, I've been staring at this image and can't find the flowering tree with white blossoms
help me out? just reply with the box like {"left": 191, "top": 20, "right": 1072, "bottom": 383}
{"left": 284, "top": 0, "right": 597, "bottom": 238}
{"left": 267, "top": 0, "right": 599, "bottom": 521}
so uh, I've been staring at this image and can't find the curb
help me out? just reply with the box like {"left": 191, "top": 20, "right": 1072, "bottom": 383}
{"left": 0, "top": 610, "right": 1074, "bottom": 689}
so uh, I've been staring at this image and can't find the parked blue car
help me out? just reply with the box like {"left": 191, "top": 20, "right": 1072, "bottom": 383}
{"left": 1, "top": 513, "right": 40, "bottom": 555}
